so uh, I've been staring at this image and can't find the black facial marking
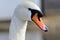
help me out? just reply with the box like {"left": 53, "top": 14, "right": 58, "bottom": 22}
{"left": 28, "top": 8, "right": 43, "bottom": 21}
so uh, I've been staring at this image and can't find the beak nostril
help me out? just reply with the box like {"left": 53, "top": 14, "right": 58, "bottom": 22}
{"left": 38, "top": 16, "right": 40, "bottom": 21}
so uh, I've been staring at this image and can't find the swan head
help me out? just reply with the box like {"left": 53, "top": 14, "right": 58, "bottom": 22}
{"left": 14, "top": 1, "right": 48, "bottom": 32}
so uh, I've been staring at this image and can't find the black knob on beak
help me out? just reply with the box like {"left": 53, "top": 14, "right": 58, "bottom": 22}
{"left": 28, "top": 8, "right": 43, "bottom": 19}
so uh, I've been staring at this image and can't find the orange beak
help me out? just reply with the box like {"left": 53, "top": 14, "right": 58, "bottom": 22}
{"left": 32, "top": 13, "right": 48, "bottom": 32}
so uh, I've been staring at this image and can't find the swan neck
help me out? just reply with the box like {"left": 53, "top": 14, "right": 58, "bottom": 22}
{"left": 9, "top": 16, "right": 28, "bottom": 40}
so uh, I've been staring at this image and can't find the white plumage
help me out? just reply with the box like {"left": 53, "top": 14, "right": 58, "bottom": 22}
{"left": 9, "top": 1, "right": 43, "bottom": 40}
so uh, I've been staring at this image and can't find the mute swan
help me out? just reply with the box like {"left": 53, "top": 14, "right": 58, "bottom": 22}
{"left": 9, "top": 1, "right": 48, "bottom": 40}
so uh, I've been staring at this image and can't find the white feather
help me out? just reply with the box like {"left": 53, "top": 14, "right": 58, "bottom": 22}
{"left": 9, "top": 1, "right": 43, "bottom": 40}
